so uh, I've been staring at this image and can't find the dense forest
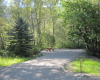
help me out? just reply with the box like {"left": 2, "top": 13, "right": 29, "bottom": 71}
{"left": 0, "top": 0, "right": 100, "bottom": 57}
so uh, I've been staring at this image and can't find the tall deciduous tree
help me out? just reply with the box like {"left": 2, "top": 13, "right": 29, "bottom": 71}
{"left": 0, "top": 0, "right": 10, "bottom": 50}
{"left": 62, "top": 0, "right": 100, "bottom": 57}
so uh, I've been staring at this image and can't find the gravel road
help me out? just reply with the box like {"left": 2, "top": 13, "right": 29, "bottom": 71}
{"left": 0, "top": 49, "right": 99, "bottom": 80}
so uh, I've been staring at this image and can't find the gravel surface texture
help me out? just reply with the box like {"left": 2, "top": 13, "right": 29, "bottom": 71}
{"left": 0, "top": 49, "right": 100, "bottom": 80}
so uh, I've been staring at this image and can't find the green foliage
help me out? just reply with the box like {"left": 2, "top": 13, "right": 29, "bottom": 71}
{"left": 31, "top": 46, "right": 41, "bottom": 55}
{"left": 41, "top": 33, "right": 55, "bottom": 48}
{"left": 0, "top": 50, "right": 16, "bottom": 57}
{"left": 62, "top": 0, "right": 100, "bottom": 57}
{"left": 0, "top": 50, "right": 8, "bottom": 57}
{"left": 5, "top": 0, "right": 70, "bottom": 50}
{"left": 2, "top": 0, "right": 95, "bottom": 52}
{"left": 0, "top": 0, "right": 11, "bottom": 50}
{"left": 8, "top": 17, "right": 34, "bottom": 57}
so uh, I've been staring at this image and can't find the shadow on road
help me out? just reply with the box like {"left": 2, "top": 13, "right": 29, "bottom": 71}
{"left": 0, "top": 49, "right": 90, "bottom": 80}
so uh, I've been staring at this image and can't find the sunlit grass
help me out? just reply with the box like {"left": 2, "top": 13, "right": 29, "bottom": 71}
{"left": 0, "top": 57, "right": 34, "bottom": 67}
{"left": 70, "top": 58, "right": 100, "bottom": 76}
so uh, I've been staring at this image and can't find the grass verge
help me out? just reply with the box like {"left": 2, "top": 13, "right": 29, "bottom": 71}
{"left": 67, "top": 58, "right": 100, "bottom": 76}
{"left": 0, "top": 57, "right": 34, "bottom": 67}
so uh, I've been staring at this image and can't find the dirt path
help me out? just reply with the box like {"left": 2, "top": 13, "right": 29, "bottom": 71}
{"left": 0, "top": 49, "right": 99, "bottom": 80}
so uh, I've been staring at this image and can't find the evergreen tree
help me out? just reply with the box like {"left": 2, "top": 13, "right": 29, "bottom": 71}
{"left": 8, "top": 17, "right": 33, "bottom": 57}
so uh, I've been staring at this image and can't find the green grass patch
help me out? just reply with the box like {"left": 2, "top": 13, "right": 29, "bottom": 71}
{"left": 70, "top": 58, "right": 100, "bottom": 76}
{"left": 0, "top": 57, "right": 34, "bottom": 67}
